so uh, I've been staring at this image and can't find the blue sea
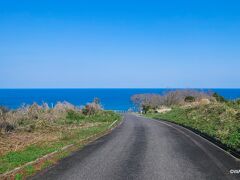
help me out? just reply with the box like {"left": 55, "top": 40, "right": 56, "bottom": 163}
{"left": 0, "top": 89, "right": 240, "bottom": 110}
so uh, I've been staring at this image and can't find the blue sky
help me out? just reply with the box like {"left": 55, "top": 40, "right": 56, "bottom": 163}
{"left": 0, "top": 0, "right": 240, "bottom": 88}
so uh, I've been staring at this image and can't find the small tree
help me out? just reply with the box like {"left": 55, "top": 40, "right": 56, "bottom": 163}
{"left": 82, "top": 98, "right": 102, "bottom": 115}
{"left": 142, "top": 104, "right": 151, "bottom": 114}
{"left": 184, "top": 96, "right": 195, "bottom": 103}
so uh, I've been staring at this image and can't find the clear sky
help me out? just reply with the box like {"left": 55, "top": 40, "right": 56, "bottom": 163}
{"left": 0, "top": 0, "right": 240, "bottom": 88}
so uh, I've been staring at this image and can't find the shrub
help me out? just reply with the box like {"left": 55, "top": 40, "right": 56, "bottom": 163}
{"left": 142, "top": 104, "right": 151, "bottom": 114}
{"left": 28, "top": 103, "right": 42, "bottom": 120}
{"left": 131, "top": 90, "right": 212, "bottom": 110}
{"left": 236, "top": 113, "right": 240, "bottom": 121}
{"left": 212, "top": 92, "right": 226, "bottom": 102}
{"left": 84, "top": 110, "right": 120, "bottom": 122}
{"left": 0, "top": 98, "right": 107, "bottom": 132}
{"left": 82, "top": 99, "right": 102, "bottom": 116}
{"left": 0, "top": 106, "right": 9, "bottom": 122}
{"left": 0, "top": 101, "right": 80, "bottom": 132}
{"left": 0, "top": 106, "right": 14, "bottom": 133}
{"left": 66, "top": 110, "right": 81, "bottom": 120}
{"left": 0, "top": 121, "right": 15, "bottom": 133}
{"left": 184, "top": 96, "right": 195, "bottom": 102}
{"left": 66, "top": 110, "right": 85, "bottom": 123}
{"left": 236, "top": 99, "right": 240, "bottom": 105}
{"left": 0, "top": 106, "right": 9, "bottom": 114}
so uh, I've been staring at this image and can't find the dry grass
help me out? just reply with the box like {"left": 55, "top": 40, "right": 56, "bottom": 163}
{"left": 131, "top": 90, "right": 214, "bottom": 113}
{"left": 0, "top": 132, "right": 58, "bottom": 156}
{"left": 0, "top": 100, "right": 105, "bottom": 157}
{"left": 0, "top": 101, "right": 102, "bottom": 134}
{"left": 0, "top": 100, "right": 120, "bottom": 177}
{"left": 131, "top": 90, "right": 213, "bottom": 108}
{"left": 0, "top": 122, "right": 98, "bottom": 156}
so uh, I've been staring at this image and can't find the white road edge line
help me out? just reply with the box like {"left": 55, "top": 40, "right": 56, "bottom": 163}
{"left": 141, "top": 115, "right": 240, "bottom": 162}
{"left": 137, "top": 115, "right": 238, "bottom": 180}
{"left": 109, "top": 120, "right": 118, "bottom": 128}
{"left": 0, "top": 118, "right": 123, "bottom": 178}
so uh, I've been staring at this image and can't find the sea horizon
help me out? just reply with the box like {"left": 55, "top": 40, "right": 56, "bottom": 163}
{"left": 1, "top": 88, "right": 240, "bottom": 89}
{"left": 1, "top": 88, "right": 240, "bottom": 110}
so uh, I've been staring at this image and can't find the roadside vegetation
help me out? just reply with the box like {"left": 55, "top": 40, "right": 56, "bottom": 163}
{"left": 132, "top": 90, "right": 240, "bottom": 151}
{"left": 0, "top": 98, "right": 121, "bottom": 177}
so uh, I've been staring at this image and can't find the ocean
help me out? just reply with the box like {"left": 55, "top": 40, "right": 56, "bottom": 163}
{"left": 0, "top": 89, "right": 240, "bottom": 110}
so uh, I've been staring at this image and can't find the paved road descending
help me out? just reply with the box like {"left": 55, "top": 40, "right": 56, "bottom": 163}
{"left": 31, "top": 114, "right": 240, "bottom": 180}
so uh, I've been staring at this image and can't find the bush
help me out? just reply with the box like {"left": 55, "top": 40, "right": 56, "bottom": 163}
{"left": 0, "top": 101, "right": 80, "bottom": 132}
{"left": 0, "top": 97, "right": 112, "bottom": 132}
{"left": 236, "top": 113, "right": 240, "bottom": 121}
{"left": 67, "top": 110, "right": 81, "bottom": 120}
{"left": 184, "top": 96, "right": 195, "bottom": 102}
{"left": 0, "top": 106, "right": 9, "bottom": 122}
{"left": 0, "top": 106, "right": 14, "bottom": 133}
{"left": 131, "top": 90, "right": 212, "bottom": 110}
{"left": 237, "top": 99, "right": 240, "bottom": 104}
{"left": 142, "top": 104, "right": 151, "bottom": 114}
{"left": 212, "top": 93, "right": 226, "bottom": 102}
{"left": 236, "top": 99, "right": 240, "bottom": 105}
{"left": 0, "top": 121, "right": 15, "bottom": 133}
{"left": 82, "top": 100, "right": 102, "bottom": 116}
{"left": 84, "top": 110, "right": 120, "bottom": 122}
{"left": 66, "top": 110, "right": 85, "bottom": 123}
{"left": 0, "top": 106, "right": 9, "bottom": 114}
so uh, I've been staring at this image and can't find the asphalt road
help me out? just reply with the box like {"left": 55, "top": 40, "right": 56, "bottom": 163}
{"left": 31, "top": 114, "right": 240, "bottom": 180}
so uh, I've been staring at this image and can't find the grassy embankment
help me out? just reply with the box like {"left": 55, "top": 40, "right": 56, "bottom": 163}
{"left": 0, "top": 101, "right": 121, "bottom": 178}
{"left": 131, "top": 90, "right": 240, "bottom": 152}
{"left": 146, "top": 102, "right": 240, "bottom": 151}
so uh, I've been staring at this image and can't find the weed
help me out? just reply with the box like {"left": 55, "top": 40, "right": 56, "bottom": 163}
{"left": 25, "top": 165, "right": 36, "bottom": 176}
{"left": 14, "top": 173, "right": 23, "bottom": 180}
{"left": 146, "top": 102, "right": 240, "bottom": 150}
{"left": 40, "top": 160, "right": 53, "bottom": 170}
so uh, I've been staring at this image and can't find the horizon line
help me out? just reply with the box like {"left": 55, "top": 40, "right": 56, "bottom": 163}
{"left": 0, "top": 87, "right": 240, "bottom": 89}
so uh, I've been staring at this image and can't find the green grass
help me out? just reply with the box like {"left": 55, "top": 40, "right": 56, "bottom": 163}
{"left": 146, "top": 103, "right": 240, "bottom": 150}
{"left": 40, "top": 160, "right": 53, "bottom": 170}
{"left": 0, "top": 143, "right": 63, "bottom": 173}
{"left": 59, "top": 123, "right": 111, "bottom": 144}
{"left": 60, "top": 110, "right": 120, "bottom": 125}
{"left": 14, "top": 173, "right": 23, "bottom": 180}
{"left": 25, "top": 165, "right": 36, "bottom": 176}
{"left": 0, "top": 111, "right": 121, "bottom": 174}
{"left": 0, "top": 124, "right": 110, "bottom": 173}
